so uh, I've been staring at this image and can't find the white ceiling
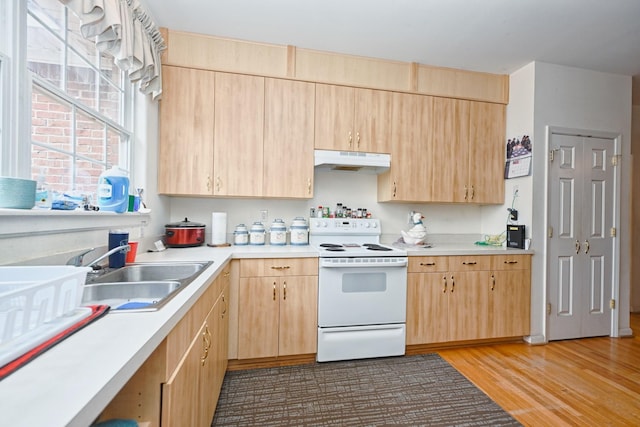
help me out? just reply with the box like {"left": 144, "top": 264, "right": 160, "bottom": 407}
{"left": 140, "top": 0, "right": 640, "bottom": 76}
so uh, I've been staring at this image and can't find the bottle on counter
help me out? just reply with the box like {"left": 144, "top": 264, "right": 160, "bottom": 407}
{"left": 317, "top": 206, "right": 323, "bottom": 218}
{"left": 335, "top": 203, "right": 343, "bottom": 218}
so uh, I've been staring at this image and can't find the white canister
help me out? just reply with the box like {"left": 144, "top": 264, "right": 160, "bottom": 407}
{"left": 249, "top": 221, "right": 266, "bottom": 245}
{"left": 270, "top": 219, "right": 287, "bottom": 246}
{"left": 233, "top": 224, "right": 249, "bottom": 245}
{"left": 289, "top": 217, "right": 309, "bottom": 245}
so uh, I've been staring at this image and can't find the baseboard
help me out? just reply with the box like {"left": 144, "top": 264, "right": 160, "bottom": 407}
{"left": 524, "top": 334, "right": 547, "bottom": 345}
{"left": 227, "top": 353, "right": 316, "bottom": 371}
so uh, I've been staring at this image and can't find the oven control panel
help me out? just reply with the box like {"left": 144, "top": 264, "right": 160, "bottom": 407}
{"left": 309, "top": 218, "right": 381, "bottom": 235}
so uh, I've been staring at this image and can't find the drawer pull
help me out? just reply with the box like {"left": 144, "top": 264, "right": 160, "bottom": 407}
{"left": 462, "top": 261, "right": 477, "bottom": 265}
{"left": 491, "top": 274, "right": 495, "bottom": 291}
{"left": 442, "top": 275, "right": 447, "bottom": 293}
{"left": 504, "top": 260, "right": 519, "bottom": 264}
{"left": 271, "top": 266, "right": 291, "bottom": 270}
{"left": 420, "top": 262, "right": 436, "bottom": 266}
{"left": 283, "top": 282, "right": 287, "bottom": 300}
{"left": 450, "top": 275, "right": 455, "bottom": 293}
{"left": 273, "top": 282, "right": 276, "bottom": 300}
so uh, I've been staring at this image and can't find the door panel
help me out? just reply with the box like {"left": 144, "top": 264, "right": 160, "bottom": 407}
{"left": 548, "top": 133, "right": 614, "bottom": 340}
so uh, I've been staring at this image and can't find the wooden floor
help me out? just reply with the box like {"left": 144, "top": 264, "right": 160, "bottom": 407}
{"left": 439, "top": 313, "right": 640, "bottom": 426}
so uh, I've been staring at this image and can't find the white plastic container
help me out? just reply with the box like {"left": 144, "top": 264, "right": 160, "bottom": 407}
{"left": 249, "top": 222, "right": 266, "bottom": 245}
{"left": 290, "top": 217, "right": 309, "bottom": 245}
{"left": 269, "top": 219, "right": 287, "bottom": 246}
{"left": 97, "top": 166, "right": 130, "bottom": 213}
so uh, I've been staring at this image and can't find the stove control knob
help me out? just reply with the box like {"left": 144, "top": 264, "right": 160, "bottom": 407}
{"left": 371, "top": 222, "right": 378, "bottom": 228}
{"left": 364, "top": 222, "right": 370, "bottom": 228}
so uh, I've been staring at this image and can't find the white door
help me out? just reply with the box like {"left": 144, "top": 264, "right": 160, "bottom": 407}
{"left": 547, "top": 133, "right": 615, "bottom": 340}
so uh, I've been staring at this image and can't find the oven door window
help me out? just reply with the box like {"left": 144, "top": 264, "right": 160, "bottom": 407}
{"left": 342, "top": 272, "right": 386, "bottom": 292}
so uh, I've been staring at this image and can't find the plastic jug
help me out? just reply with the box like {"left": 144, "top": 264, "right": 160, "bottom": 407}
{"left": 97, "top": 166, "right": 130, "bottom": 213}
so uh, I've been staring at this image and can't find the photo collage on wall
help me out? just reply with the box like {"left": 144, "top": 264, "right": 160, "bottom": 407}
{"left": 504, "top": 135, "right": 532, "bottom": 179}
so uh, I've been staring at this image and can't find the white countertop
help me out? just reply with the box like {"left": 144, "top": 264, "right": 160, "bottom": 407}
{"left": 0, "top": 242, "right": 530, "bottom": 427}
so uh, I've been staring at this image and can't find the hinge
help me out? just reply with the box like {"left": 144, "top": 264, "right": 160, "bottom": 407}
{"left": 547, "top": 302, "right": 552, "bottom": 315}
{"left": 549, "top": 149, "right": 558, "bottom": 162}
{"left": 610, "top": 227, "right": 616, "bottom": 237}
{"left": 548, "top": 226, "right": 553, "bottom": 238}
{"left": 610, "top": 299, "right": 616, "bottom": 309}
{"left": 611, "top": 155, "right": 621, "bottom": 166}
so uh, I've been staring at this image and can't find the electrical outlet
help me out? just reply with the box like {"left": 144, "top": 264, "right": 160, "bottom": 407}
{"left": 260, "top": 209, "right": 268, "bottom": 221}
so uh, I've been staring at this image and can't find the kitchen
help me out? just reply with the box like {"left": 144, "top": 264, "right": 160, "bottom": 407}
{"left": 0, "top": 0, "right": 638, "bottom": 426}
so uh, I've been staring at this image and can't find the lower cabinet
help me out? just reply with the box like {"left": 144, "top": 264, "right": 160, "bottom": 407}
{"left": 237, "top": 257, "right": 318, "bottom": 359}
{"left": 407, "top": 255, "right": 530, "bottom": 346}
{"left": 96, "top": 263, "right": 230, "bottom": 427}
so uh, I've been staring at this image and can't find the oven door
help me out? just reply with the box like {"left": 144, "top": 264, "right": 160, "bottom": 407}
{"left": 317, "top": 257, "right": 407, "bottom": 327}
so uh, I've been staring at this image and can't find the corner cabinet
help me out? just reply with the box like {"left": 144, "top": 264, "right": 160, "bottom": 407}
{"left": 237, "top": 258, "right": 318, "bottom": 359}
{"left": 96, "top": 263, "right": 231, "bottom": 427}
{"left": 406, "top": 254, "right": 530, "bottom": 346}
{"left": 315, "top": 84, "right": 392, "bottom": 154}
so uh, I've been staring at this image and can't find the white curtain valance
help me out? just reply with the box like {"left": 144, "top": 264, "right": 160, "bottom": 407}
{"left": 59, "top": 0, "right": 166, "bottom": 100}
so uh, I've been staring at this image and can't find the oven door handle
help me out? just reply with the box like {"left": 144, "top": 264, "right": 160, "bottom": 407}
{"left": 319, "top": 259, "right": 407, "bottom": 268}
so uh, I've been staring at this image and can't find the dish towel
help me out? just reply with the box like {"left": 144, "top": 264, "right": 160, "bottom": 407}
{"left": 0, "top": 305, "right": 110, "bottom": 381}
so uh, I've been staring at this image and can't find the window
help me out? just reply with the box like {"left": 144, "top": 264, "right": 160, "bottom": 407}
{"left": 26, "top": 0, "right": 133, "bottom": 195}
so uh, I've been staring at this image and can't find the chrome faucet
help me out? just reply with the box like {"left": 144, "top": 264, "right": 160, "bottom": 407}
{"left": 66, "top": 245, "right": 130, "bottom": 268}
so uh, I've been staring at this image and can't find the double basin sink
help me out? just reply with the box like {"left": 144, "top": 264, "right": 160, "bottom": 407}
{"left": 81, "top": 261, "right": 213, "bottom": 312}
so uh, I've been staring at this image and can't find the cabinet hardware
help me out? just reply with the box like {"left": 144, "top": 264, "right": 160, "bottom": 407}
{"left": 216, "top": 176, "right": 221, "bottom": 192}
{"left": 450, "top": 275, "right": 455, "bottom": 293}
{"left": 307, "top": 178, "right": 311, "bottom": 194}
{"left": 222, "top": 294, "right": 227, "bottom": 317}
{"left": 470, "top": 185, "right": 475, "bottom": 200}
{"left": 549, "top": 148, "right": 559, "bottom": 162}
{"left": 491, "top": 274, "right": 495, "bottom": 291}
{"left": 575, "top": 240, "right": 580, "bottom": 254}
{"left": 283, "top": 282, "right": 287, "bottom": 300}
{"left": 356, "top": 131, "right": 360, "bottom": 147}
{"left": 547, "top": 302, "right": 552, "bottom": 315}
{"left": 548, "top": 226, "right": 554, "bottom": 238}
{"left": 610, "top": 299, "right": 616, "bottom": 309}
{"left": 348, "top": 131, "right": 352, "bottom": 147}
{"left": 273, "top": 282, "right": 276, "bottom": 300}
{"left": 462, "top": 261, "right": 477, "bottom": 265}
{"left": 504, "top": 260, "right": 518, "bottom": 264}
{"left": 270, "top": 265, "right": 291, "bottom": 270}
{"left": 420, "top": 262, "right": 436, "bottom": 266}
{"left": 206, "top": 175, "right": 212, "bottom": 192}
{"left": 223, "top": 271, "right": 230, "bottom": 278}
{"left": 610, "top": 227, "right": 616, "bottom": 237}
{"left": 393, "top": 182, "right": 396, "bottom": 198}
{"left": 464, "top": 185, "right": 468, "bottom": 201}
{"left": 584, "top": 240, "right": 590, "bottom": 254}
{"left": 442, "top": 275, "right": 447, "bottom": 293}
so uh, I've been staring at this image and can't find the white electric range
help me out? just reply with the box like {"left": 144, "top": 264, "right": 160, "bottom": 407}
{"left": 309, "top": 218, "right": 408, "bottom": 362}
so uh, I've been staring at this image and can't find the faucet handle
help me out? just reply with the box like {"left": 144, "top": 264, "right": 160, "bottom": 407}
{"left": 66, "top": 248, "right": 95, "bottom": 266}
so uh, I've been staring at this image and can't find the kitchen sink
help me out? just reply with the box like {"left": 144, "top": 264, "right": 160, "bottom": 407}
{"left": 82, "top": 261, "right": 213, "bottom": 312}
{"left": 86, "top": 262, "right": 211, "bottom": 284}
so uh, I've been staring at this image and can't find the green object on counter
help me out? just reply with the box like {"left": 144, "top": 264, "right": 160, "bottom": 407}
{"left": 474, "top": 241, "right": 490, "bottom": 245}
{"left": 92, "top": 419, "right": 138, "bottom": 427}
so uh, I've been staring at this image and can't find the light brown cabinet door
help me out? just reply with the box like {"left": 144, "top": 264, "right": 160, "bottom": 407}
{"left": 263, "top": 78, "right": 315, "bottom": 198}
{"left": 278, "top": 276, "right": 318, "bottom": 355}
{"left": 489, "top": 270, "right": 531, "bottom": 337}
{"left": 431, "top": 97, "right": 470, "bottom": 203}
{"left": 159, "top": 66, "right": 215, "bottom": 195}
{"left": 406, "top": 272, "right": 449, "bottom": 344}
{"left": 468, "top": 101, "right": 506, "bottom": 204}
{"left": 354, "top": 88, "right": 393, "bottom": 153}
{"left": 448, "top": 271, "right": 490, "bottom": 341}
{"left": 379, "top": 92, "right": 433, "bottom": 202}
{"left": 315, "top": 84, "right": 354, "bottom": 151}
{"left": 162, "top": 322, "right": 204, "bottom": 427}
{"left": 237, "top": 277, "right": 279, "bottom": 359}
{"left": 214, "top": 73, "right": 264, "bottom": 196}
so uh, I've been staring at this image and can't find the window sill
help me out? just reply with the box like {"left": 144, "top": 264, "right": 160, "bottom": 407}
{"left": 0, "top": 208, "right": 151, "bottom": 237}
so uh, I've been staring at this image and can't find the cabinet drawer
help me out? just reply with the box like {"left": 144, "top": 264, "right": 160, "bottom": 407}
{"left": 408, "top": 256, "right": 448, "bottom": 273}
{"left": 448, "top": 255, "right": 491, "bottom": 270}
{"left": 491, "top": 255, "right": 531, "bottom": 271}
{"left": 240, "top": 257, "right": 319, "bottom": 277}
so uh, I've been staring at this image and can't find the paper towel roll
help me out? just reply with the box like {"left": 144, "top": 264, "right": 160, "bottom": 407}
{"left": 211, "top": 212, "right": 227, "bottom": 245}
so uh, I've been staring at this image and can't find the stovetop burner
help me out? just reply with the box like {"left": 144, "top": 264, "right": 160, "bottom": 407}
{"left": 362, "top": 244, "right": 392, "bottom": 251}
{"left": 319, "top": 243, "right": 343, "bottom": 248}
{"left": 325, "top": 247, "right": 346, "bottom": 252}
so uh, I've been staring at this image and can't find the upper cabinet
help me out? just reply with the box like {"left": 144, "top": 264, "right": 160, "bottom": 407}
{"left": 214, "top": 73, "right": 265, "bottom": 197}
{"left": 158, "top": 66, "right": 215, "bottom": 195}
{"left": 315, "top": 84, "right": 392, "bottom": 153}
{"left": 379, "top": 95, "right": 505, "bottom": 204}
{"left": 263, "top": 78, "right": 315, "bottom": 198}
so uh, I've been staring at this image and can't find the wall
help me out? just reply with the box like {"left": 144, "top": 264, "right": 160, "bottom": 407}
{"left": 632, "top": 76, "right": 640, "bottom": 312}
{"left": 526, "top": 62, "right": 632, "bottom": 340}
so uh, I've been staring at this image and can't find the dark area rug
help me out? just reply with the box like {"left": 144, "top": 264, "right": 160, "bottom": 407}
{"left": 212, "top": 353, "right": 521, "bottom": 426}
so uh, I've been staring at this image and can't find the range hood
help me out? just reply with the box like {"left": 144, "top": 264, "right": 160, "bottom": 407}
{"left": 314, "top": 150, "right": 390, "bottom": 174}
